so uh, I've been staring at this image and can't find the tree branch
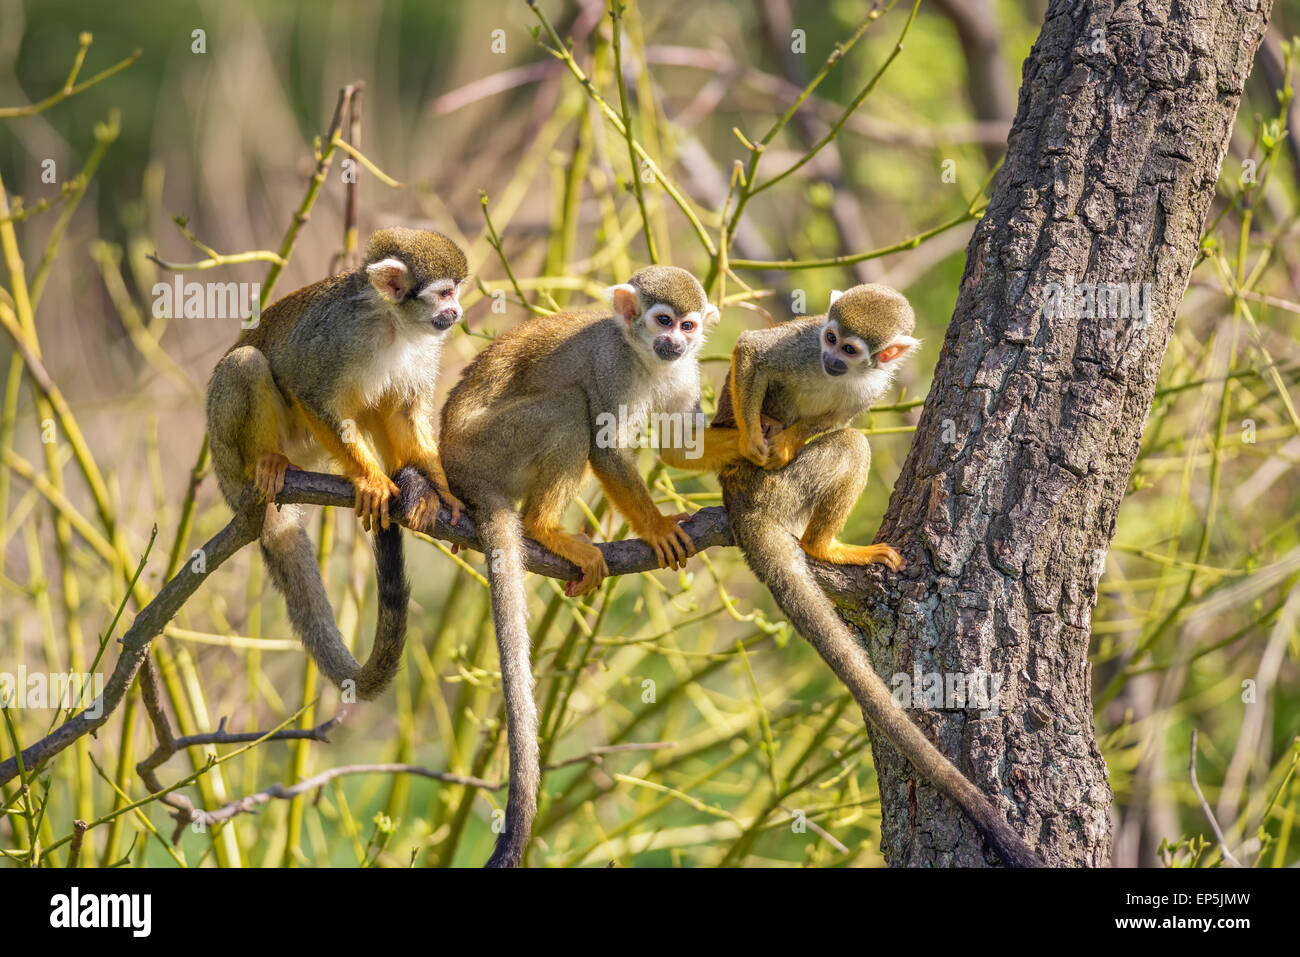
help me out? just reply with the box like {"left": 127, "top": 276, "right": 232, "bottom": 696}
{"left": 191, "top": 742, "right": 675, "bottom": 833}
{"left": 0, "top": 466, "right": 739, "bottom": 787}
{"left": 0, "top": 455, "right": 881, "bottom": 790}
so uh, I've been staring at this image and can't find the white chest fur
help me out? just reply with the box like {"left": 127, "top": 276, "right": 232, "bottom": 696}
{"left": 353, "top": 324, "right": 445, "bottom": 410}
{"left": 615, "top": 357, "right": 700, "bottom": 442}
{"left": 792, "top": 367, "right": 892, "bottom": 423}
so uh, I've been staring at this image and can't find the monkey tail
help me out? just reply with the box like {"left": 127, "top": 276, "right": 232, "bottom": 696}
{"left": 259, "top": 504, "right": 408, "bottom": 701}
{"left": 474, "top": 499, "right": 539, "bottom": 869}
{"left": 730, "top": 517, "right": 1044, "bottom": 868}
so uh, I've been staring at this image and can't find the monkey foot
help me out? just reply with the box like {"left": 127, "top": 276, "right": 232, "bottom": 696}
{"left": 641, "top": 512, "right": 695, "bottom": 571}
{"left": 802, "top": 541, "right": 903, "bottom": 571}
{"left": 254, "top": 453, "right": 297, "bottom": 501}
{"left": 354, "top": 472, "right": 401, "bottom": 532}
{"left": 561, "top": 542, "right": 609, "bottom": 598}
{"left": 438, "top": 487, "right": 466, "bottom": 527}
{"left": 408, "top": 484, "right": 465, "bottom": 531}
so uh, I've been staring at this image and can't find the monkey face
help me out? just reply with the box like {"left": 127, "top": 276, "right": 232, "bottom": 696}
{"left": 643, "top": 301, "right": 709, "bottom": 361}
{"left": 820, "top": 319, "right": 871, "bottom": 377}
{"left": 416, "top": 277, "right": 464, "bottom": 331}
{"left": 825, "top": 284, "right": 919, "bottom": 374}
{"left": 609, "top": 279, "right": 718, "bottom": 364}
{"left": 821, "top": 319, "right": 919, "bottom": 378}
{"left": 368, "top": 258, "right": 464, "bottom": 332}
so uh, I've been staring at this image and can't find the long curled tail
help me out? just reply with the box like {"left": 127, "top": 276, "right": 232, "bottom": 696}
{"left": 260, "top": 503, "right": 409, "bottom": 701}
{"left": 731, "top": 519, "right": 1044, "bottom": 869}
{"left": 474, "top": 499, "right": 539, "bottom": 869}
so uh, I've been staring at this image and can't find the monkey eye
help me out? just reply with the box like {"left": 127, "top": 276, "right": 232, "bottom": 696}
{"left": 826, "top": 330, "right": 837, "bottom": 345}
{"left": 681, "top": 320, "right": 695, "bottom": 332}
{"left": 842, "top": 343, "right": 857, "bottom": 356}
{"left": 656, "top": 314, "right": 674, "bottom": 327}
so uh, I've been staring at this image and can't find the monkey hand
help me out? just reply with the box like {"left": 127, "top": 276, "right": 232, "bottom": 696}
{"left": 641, "top": 511, "right": 695, "bottom": 570}
{"left": 354, "top": 472, "right": 401, "bottom": 532}
{"left": 410, "top": 482, "right": 463, "bottom": 530}
{"left": 405, "top": 487, "right": 438, "bottom": 532}
{"left": 739, "top": 429, "right": 769, "bottom": 467}
{"left": 761, "top": 428, "right": 806, "bottom": 470}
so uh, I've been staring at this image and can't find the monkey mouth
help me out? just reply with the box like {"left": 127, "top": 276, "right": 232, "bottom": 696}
{"left": 431, "top": 309, "right": 461, "bottom": 330}
{"left": 653, "top": 341, "right": 684, "bottom": 361}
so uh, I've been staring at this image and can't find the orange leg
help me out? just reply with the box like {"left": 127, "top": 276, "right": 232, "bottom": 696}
{"left": 384, "top": 404, "right": 465, "bottom": 528}
{"left": 522, "top": 478, "right": 607, "bottom": 598}
{"left": 589, "top": 453, "right": 693, "bottom": 571}
{"left": 295, "top": 400, "right": 398, "bottom": 532}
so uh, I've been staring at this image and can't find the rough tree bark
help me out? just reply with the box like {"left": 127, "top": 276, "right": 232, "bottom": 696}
{"left": 848, "top": 0, "right": 1274, "bottom": 865}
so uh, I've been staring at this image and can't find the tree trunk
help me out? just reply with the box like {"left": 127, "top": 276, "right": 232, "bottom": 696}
{"left": 856, "top": 0, "right": 1274, "bottom": 866}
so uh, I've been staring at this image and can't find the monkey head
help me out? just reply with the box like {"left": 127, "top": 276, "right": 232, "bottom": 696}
{"left": 365, "top": 227, "right": 469, "bottom": 332}
{"left": 820, "top": 284, "right": 919, "bottom": 378}
{"left": 607, "top": 265, "right": 718, "bottom": 363}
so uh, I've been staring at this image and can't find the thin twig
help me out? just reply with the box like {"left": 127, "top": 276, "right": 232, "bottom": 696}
{"left": 194, "top": 742, "right": 675, "bottom": 830}
{"left": 0, "top": 40, "right": 141, "bottom": 119}
{"left": 1188, "top": 729, "right": 1242, "bottom": 867}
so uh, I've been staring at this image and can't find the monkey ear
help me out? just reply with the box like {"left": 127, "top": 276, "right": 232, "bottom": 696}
{"left": 605, "top": 283, "right": 640, "bottom": 324}
{"left": 877, "top": 335, "right": 921, "bottom": 364}
{"left": 367, "top": 258, "right": 414, "bottom": 302}
{"left": 702, "top": 304, "right": 720, "bottom": 326}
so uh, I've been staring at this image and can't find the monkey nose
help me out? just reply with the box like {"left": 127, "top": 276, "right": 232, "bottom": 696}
{"left": 822, "top": 355, "right": 847, "bottom": 376}
{"left": 654, "top": 338, "right": 684, "bottom": 360}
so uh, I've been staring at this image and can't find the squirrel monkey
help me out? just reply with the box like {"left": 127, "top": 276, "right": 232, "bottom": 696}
{"left": 438, "top": 265, "right": 716, "bottom": 867}
{"left": 205, "top": 227, "right": 468, "bottom": 700}
{"left": 677, "top": 285, "right": 1042, "bottom": 866}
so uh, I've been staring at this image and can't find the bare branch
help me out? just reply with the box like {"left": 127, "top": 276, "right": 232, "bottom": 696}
{"left": 192, "top": 742, "right": 675, "bottom": 832}
{"left": 1189, "top": 729, "right": 1242, "bottom": 867}
{"left": 0, "top": 462, "right": 867, "bottom": 790}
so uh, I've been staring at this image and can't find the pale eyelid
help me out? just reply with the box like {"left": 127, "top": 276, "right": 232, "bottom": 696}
{"left": 419, "top": 280, "right": 460, "bottom": 302}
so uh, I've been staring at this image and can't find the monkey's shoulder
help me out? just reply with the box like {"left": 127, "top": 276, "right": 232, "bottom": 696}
{"left": 445, "top": 309, "right": 604, "bottom": 408}
{"left": 231, "top": 271, "right": 363, "bottom": 354}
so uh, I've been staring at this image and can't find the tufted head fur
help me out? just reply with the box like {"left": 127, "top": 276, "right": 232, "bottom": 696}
{"left": 365, "top": 228, "right": 468, "bottom": 331}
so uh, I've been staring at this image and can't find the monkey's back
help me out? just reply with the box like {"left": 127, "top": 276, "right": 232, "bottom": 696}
{"left": 441, "top": 308, "right": 614, "bottom": 431}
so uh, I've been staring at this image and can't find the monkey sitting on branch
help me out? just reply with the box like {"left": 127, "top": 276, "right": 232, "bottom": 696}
{"left": 205, "top": 227, "right": 468, "bottom": 702}
{"left": 437, "top": 265, "right": 719, "bottom": 867}
{"left": 671, "top": 284, "right": 1044, "bottom": 868}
